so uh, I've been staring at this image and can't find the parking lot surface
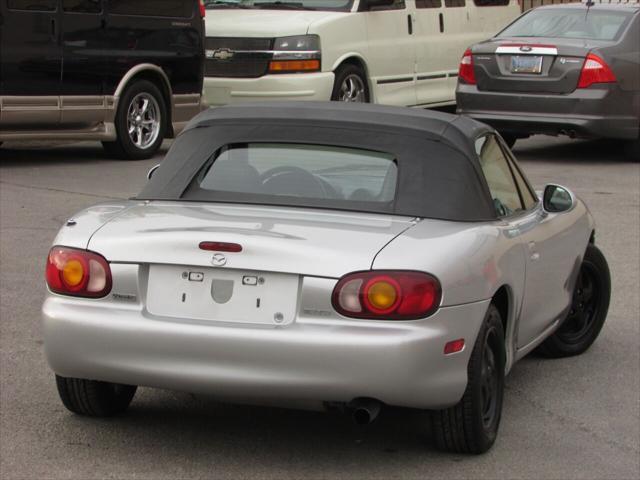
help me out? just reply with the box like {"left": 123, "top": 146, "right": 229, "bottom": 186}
{"left": 1, "top": 136, "right": 638, "bottom": 480}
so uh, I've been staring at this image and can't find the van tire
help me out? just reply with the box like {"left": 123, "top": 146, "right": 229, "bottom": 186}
{"left": 331, "top": 64, "right": 369, "bottom": 103}
{"left": 102, "top": 80, "right": 167, "bottom": 160}
{"left": 55, "top": 375, "right": 137, "bottom": 416}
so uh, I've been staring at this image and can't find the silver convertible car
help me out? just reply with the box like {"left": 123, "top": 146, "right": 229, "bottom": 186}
{"left": 43, "top": 103, "right": 610, "bottom": 454}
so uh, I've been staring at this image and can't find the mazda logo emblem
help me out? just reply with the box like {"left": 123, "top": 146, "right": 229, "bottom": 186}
{"left": 211, "top": 253, "right": 227, "bottom": 267}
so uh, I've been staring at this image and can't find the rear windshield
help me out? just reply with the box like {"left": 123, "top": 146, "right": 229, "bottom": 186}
{"left": 498, "top": 9, "right": 632, "bottom": 41}
{"left": 183, "top": 143, "right": 398, "bottom": 209}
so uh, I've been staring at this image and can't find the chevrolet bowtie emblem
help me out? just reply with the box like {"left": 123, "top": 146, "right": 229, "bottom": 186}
{"left": 207, "top": 48, "right": 235, "bottom": 61}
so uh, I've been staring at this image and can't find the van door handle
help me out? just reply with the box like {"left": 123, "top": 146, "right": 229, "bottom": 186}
{"left": 407, "top": 14, "right": 413, "bottom": 35}
{"left": 50, "top": 18, "right": 57, "bottom": 41}
{"left": 439, "top": 13, "right": 444, "bottom": 33}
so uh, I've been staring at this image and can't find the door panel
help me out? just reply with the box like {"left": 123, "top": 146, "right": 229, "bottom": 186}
{"left": 363, "top": 2, "right": 417, "bottom": 106}
{"left": 0, "top": 0, "right": 61, "bottom": 127}
{"left": 60, "top": 0, "right": 106, "bottom": 125}
{"left": 414, "top": 0, "right": 451, "bottom": 105}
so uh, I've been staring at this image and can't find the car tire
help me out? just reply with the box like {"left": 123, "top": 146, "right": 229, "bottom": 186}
{"left": 535, "top": 244, "right": 611, "bottom": 358}
{"left": 55, "top": 375, "right": 137, "bottom": 417}
{"left": 431, "top": 304, "right": 505, "bottom": 454}
{"left": 331, "top": 64, "right": 369, "bottom": 103}
{"left": 102, "top": 79, "right": 167, "bottom": 160}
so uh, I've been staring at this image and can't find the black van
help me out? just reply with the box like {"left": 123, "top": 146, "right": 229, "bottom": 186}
{"left": 0, "top": 0, "right": 205, "bottom": 159}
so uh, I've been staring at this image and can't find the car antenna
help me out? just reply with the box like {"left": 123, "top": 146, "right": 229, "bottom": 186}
{"left": 584, "top": 0, "right": 594, "bottom": 20}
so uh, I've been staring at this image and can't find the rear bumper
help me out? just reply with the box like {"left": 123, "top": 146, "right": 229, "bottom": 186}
{"left": 202, "top": 72, "right": 335, "bottom": 106}
{"left": 42, "top": 294, "right": 489, "bottom": 410}
{"left": 456, "top": 84, "right": 639, "bottom": 140}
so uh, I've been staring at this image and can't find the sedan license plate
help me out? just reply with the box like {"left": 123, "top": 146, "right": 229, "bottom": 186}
{"left": 147, "top": 265, "right": 299, "bottom": 325}
{"left": 510, "top": 55, "right": 543, "bottom": 74}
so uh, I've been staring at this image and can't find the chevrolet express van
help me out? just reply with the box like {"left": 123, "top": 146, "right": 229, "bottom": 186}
{"left": 203, "top": 0, "right": 520, "bottom": 107}
{"left": 0, "top": 0, "right": 205, "bottom": 159}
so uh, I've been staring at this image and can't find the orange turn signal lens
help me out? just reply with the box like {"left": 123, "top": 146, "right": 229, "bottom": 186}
{"left": 62, "top": 259, "right": 85, "bottom": 287}
{"left": 268, "top": 59, "right": 320, "bottom": 73}
{"left": 366, "top": 281, "right": 398, "bottom": 311}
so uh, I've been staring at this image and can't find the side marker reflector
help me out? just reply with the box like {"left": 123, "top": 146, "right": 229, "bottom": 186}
{"left": 444, "top": 339, "right": 465, "bottom": 355}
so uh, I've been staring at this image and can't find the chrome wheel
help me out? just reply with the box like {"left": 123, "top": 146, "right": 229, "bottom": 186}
{"left": 338, "top": 74, "right": 366, "bottom": 102}
{"left": 127, "top": 93, "right": 161, "bottom": 150}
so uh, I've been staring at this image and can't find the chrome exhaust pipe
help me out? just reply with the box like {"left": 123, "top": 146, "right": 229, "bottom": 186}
{"left": 349, "top": 398, "right": 381, "bottom": 425}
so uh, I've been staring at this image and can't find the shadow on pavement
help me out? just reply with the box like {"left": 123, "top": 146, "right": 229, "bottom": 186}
{"left": 513, "top": 137, "right": 638, "bottom": 164}
{"left": 0, "top": 141, "right": 168, "bottom": 168}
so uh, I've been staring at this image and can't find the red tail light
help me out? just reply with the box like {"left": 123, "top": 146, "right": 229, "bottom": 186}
{"left": 458, "top": 48, "right": 476, "bottom": 85}
{"left": 199, "top": 0, "right": 206, "bottom": 18}
{"left": 46, "top": 247, "right": 112, "bottom": 298}
{"left": 577, "top": 53, "right": 616, "bottom": 89}
{"left": 332, "top": 271, "right": 441, "bottom": 320}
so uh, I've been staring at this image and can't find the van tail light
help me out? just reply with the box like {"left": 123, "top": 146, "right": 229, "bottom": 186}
{"left": 577, "top": 53, "right": 616, "bottom": 89}
{"left": 332, "top": 271, "right": 441, "bottom": 320}
{"left": 198, "top": 0, "right": 206, "bottom": 18}
{"left": 46, "top": 247, "right": 112, "bottom": 298}
{"left": 458, "top": 48, "right": 476, "bottom": 85}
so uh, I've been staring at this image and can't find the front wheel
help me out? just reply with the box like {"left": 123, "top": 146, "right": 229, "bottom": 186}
{"left": 431, "top": 304, "right": 505, "bottom": 454}
{"left": 102, "top": 79, "right": 167, "bottom": 160}
{"left": 535, "top": 244, "right": 611, "bottom": 358}
{"left": 331, "top": 64, "right": 369, "bottom": 103}
{"left": 55, "top": 375, "right": 137, "bottom": 417}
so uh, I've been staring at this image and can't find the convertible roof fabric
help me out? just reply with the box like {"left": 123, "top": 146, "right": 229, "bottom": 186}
{"left": 137, "top": 102, "right": 498, "bottom": 221}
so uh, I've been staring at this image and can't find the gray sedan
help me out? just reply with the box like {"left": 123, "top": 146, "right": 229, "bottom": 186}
{"left": 456, "top": 2, "right": 639, "bottom": 150}
{"left": 42, "top": 103, "right": 611, "bottom": 454}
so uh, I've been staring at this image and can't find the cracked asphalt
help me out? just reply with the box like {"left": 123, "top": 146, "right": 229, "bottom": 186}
{"left": 1, "top": 136, "right": 638, "bottom": 480}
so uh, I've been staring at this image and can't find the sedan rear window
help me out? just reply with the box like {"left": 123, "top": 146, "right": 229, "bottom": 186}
{"left": 184, "top": 143, "right": 398, "bottom": 209}
{"left": 498, "top": 9, "right": 632, "bottom": 41}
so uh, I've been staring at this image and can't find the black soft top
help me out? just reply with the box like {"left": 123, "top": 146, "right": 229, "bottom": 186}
{"left": 138, "top": 102, "right": 498, "bottom": 221}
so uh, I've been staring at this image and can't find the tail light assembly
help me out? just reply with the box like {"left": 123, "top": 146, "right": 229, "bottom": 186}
{"left": 332, "top": 270, "right": 441, "bottom": 320}
{"left": 458, "top": 48, "right": 476, "bottom": 85}
{"left": 46, "top": 247, "right": 112, "bottom": 298}
{"left": 199, "top": 0, "right": 206, "bottom": 18}
{"left": 577, "top": 53, "right": 617, "bottom": 89}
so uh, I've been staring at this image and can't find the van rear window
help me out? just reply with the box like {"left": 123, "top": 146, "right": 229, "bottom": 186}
{"left": 109, "top": 0, "right": 193, "bottom": 17}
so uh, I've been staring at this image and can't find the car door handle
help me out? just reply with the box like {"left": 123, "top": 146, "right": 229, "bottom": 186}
{"left": 439, "top": 13, "right": 444, "bottom": 33}
{"left": 528, "top": 241, "right": 540, "bottom": 261}
{"left": 407, "top": 14, "right": 413, "bottom": 35}
{"left": 50, "top": 18, "right": 56, "bottom": 41}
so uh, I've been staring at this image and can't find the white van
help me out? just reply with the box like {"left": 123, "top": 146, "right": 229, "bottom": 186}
{"left": 203, "top": 0, "right": 519, "bottom": 108}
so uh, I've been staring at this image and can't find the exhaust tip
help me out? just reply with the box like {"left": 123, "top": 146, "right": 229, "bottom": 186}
{"left": 348, "top": 398, "right": 382, "bottom": 425}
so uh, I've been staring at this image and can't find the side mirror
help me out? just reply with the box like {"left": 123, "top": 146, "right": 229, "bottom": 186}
{"left": 359, "top": 0, "right": 397, "bottom": 11}
{"left": 147, "top": 164, "right": 160, "bottom": 180}
{"left": 543, "top": 184, "right": 574, "bottom": 213}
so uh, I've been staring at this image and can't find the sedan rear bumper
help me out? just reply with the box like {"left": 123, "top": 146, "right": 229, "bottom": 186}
{"left": 457, "top": 84, "right": 639, "bottom": 140}
{"left": 42, "top": 295, "right": 490, "bottom": 410}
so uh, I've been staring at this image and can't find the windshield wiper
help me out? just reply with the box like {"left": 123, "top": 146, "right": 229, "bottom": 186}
{"left": 253, "top": 1, "right": 316, "bottom": 10}
{"left": 204, "top": 1, "right": 253, "bottom": 9}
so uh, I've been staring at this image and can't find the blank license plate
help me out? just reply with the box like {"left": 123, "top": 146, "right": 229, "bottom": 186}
{"left": 510, "top": 55, "right": 543, "bottom": 74}
{"left": 147, "top": 265, "right": 299, "bottom": 325}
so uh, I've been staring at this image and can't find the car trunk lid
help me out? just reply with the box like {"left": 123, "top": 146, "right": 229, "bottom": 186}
{"left": 88, "top": 202, "right": 416, "bottom": 279}
{"left": 472, "top": 37, "right": 606, "bottom": 94}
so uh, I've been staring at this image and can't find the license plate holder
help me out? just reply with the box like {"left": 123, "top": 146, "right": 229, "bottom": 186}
{"left": 510, "top": 55, "right": 543, "bottom": 74}
{"left": 147, "top": 265, "right": 299, "bottom": 325}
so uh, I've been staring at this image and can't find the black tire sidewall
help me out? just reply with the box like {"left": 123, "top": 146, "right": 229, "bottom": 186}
{"left": 113, "top": 80, "right": 167, "bottom": 160}
{"left": 331, "top": 64, "right": 370, "bottom": 103}
{"left": 541, "top": 244, "right": 611, "bottom": 357}
{"left": 467, "top": 305, "right": 506, "bottom": 451}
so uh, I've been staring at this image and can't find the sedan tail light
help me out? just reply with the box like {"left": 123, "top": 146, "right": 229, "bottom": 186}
{"left": 458, "top": 48, "right": 476, "bottom": 85}
{"left": 332, "top": 271, "right": 441, "bottom": 320}
{"left": 46, "top": 247, "right": 112, "bottom": 298}
{"left": 577, "top": 53, "right": 616, "bottom": 89}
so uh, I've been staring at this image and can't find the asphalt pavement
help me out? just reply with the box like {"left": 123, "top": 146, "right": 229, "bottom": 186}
{"left": 0, "top": 136, "right": 638, "bottom": 480}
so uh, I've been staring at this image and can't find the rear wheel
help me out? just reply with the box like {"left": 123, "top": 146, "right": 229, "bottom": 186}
{"left": 102, "top": 79, "right": 167, "bottom": 160}
{"left": 55, "top": 375, "right": 137, "bottom": 417}
{"left": 431, "top": 304, "right": 505, "bottom": 454}
{"left": 536, "top": 244, "right": 610, "bottom": 358}
{"left": 331, "top": 64, "right": 369, "bottom": 103}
